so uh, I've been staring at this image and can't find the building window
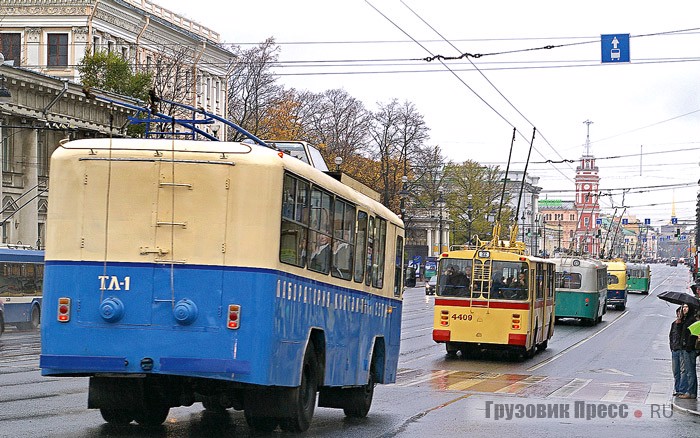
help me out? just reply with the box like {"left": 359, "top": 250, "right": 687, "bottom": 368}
{"left": 584, "top": 217, "right": 590, "bottom": 227}
{"left": 47, "top": 33, "right": 68, "bottom": 67}
{"left": 0, "top": 33, "right": 21, "bottom": 65}
{"left": 37, "top": 132, "right": 48, "bottom": 177}
{"left": 2, "top": 128, "right": 13, "bottom": 172}
{"left": 121, "top": 46, "right": 128, "bottom": 59}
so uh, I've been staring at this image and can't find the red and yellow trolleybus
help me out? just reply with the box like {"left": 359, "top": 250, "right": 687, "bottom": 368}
{"left": 432, "top": 231, "right": 555, "bottom": 360}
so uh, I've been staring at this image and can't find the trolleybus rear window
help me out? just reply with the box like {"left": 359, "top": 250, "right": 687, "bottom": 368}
{"left": 555, "top": 272, "right": 582, "bottom": 289}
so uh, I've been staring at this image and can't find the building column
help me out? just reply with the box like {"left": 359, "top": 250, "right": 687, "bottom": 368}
{"left": 426, "top": 228, "right": 432, "bottom": 256}
{"left": 18, "top": 128, "right": 38, "bottom": 247}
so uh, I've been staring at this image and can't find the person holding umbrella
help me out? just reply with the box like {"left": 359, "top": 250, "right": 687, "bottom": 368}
{"left": 678, "top": 303, "right": 699, "bottom": 399}
{"left": 670, "top": 307, "right": 685, "bottom": 396}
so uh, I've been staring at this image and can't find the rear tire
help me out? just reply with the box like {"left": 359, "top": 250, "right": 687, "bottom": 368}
{"left": 536, "top": 340, "right": 548, "bottom": 352}
{"left": 17, "top": 305, "right": 40, "bottom": 331}
{"left": 244, "top": 411, "right": 278, "bottom": 433}
{"left": 100, "top": 408, "right": 134, "bottom": 425}
{"left": 343, "top": 371, "right": 375, "bottom": 418}
{"left": 134, "top": 403, "right": 169, "bottom": 427}
{"left": 280, "top": 346, "right": 317, "bottom": 432}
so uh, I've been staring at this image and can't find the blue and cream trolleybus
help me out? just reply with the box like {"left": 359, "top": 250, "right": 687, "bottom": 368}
{"left": 40, "top": 135, "right": 404, "bottom": 432}
{"left": 0, "top": 247, "right": 44, "bottom": 331}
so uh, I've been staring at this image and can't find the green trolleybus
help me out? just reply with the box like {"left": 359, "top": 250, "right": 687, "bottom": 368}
{"left": 553, "top": 256, "right": 607, "bottom": 325}
{"left": 626, "top": 262, "right": 651, "bottom": 294}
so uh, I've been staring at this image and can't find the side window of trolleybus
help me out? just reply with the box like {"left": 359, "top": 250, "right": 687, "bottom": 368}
{"left": 308, "top": 188, "right": 333, "bottom": 274}
{"left": 331, "top": 199, "right": 355, "bottom": 280}
{"left": 365, "top": 216, "right": 375, "bottom": 286}
{"left": 373, "top": 218, "right": 387, "bottom": 288}
{"left": 279, "top": 174, "right": 309, "bottom": 267}
{"left": 394, "top": 236, "right": 404, "bottom": 297}
{"left": 354, "top": 212, "right": 368, "bottom": 283}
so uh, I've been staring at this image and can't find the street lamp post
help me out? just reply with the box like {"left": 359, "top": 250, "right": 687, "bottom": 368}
{"left": 521, "top": 213, "right": 526, "bottom": 243}
{"left": 534, "top": 218, "right": 539, "bottom": 256}
{"left": 557, "top": 221, "right": 562, "bottom": 254}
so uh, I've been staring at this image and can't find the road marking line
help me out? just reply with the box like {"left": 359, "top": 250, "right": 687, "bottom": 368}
{"left": 548, "top": 378, "right": 592, "bottom": 398}
{"left": 396, "top": 369, "right": 455, "bottom": 387}
{"left": 527, "top": 310, "right": 630, "bottom": 372}
{"left": 601, "top": 389, "right": 628, "bottom": 402}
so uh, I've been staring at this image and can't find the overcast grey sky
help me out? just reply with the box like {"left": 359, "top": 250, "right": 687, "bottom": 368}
{"left": 165, "top": 0, "right": 700, "bottom": 226}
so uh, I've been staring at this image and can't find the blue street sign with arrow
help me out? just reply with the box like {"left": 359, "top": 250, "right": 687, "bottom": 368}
{"left": 601, "top": 34, "right": 630, "bottom": 63}
{"left": 622, "top": 218, "right": 628, "bottom": 225}
{"left": 672, "top": 217, "right": 678, "bottom": 224}
{"left": 644, "top": 218, "right": 651, "bottom": 225}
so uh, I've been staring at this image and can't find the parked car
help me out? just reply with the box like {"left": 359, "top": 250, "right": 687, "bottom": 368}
{"left": 426, "top": 276, "right": 438, "bottom": 295}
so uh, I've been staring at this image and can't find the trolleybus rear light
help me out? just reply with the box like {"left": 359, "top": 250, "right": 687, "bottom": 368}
{"left": 227, "top": 304, "right": 240, "bottom": 329}
{"left": 511, "top": 313, "right": 520, "bottom": 330}
{"left": 57, "top": 297, "right": 71, "bottom": 322}
{"left": 440, "top": 310, "right": 449, "bottom": 326}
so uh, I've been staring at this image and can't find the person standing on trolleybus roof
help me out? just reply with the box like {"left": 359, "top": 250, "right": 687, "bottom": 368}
{"left": 678, "top": 303, "right": 698, "bottom": 399}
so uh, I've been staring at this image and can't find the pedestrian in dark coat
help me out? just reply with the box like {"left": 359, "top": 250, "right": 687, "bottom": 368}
{"left": 670, "top": 307, "right": 685, "bottom": 396}
{"left": 678, "top": 304, "right": 698, "bottom": 399}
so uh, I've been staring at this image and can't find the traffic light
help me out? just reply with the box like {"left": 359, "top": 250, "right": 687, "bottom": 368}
{"left": 676, "top": 228, "right": 681, "bottom": 238}
{"left": 596, "top": 229, "right": 602, "bottom": 238}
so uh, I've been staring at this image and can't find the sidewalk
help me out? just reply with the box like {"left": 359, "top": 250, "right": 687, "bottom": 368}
{"left": 673, "top": 395, "right": 700, "bottom": 416}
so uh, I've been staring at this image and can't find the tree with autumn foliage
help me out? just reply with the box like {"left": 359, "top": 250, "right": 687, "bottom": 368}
{"left": 227, "top": 38, "right": 284, "bottom": 141}
{"left": 443, "top": 160, "right": 513, "bottom": 243}
{"left": 367, "top": 99, "right": 430, "bottom": 210}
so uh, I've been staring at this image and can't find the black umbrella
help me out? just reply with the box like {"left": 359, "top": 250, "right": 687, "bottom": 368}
{"left": 658, "top": 290, "right": 700, "bottom": 307}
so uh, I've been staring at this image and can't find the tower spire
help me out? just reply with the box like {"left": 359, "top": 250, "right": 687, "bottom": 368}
{"left": 583, "top": 119, "right": 594, "bottom": 156}
{"left": 672, "top": 190, "right": 677, "bottom": 220}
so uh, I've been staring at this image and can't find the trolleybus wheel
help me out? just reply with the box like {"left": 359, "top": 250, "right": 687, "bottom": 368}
{"left": 100, "top": 408, "right": 134, "bottom": 425}
{"left": 244, "top": 411, "right": 278, "bottom": 433}
{"left": 201, "top": 395, "right": 227, "bottom": 413}
{"left": 17, "top": 305, "right": 40, "bottom": 331}
{"left": 459, "top": 345, "right": 476, "bottom": 358}
{"left": 280, "top": 345, "right": 318, "bottom": 432}
{"left": 343, "top": 367, "right": 376, "bottom": 418}
{"left": 507, "top": 349, "right": 524, "bottom": 361}
{"left": 134, "top": 403, "right": 169, "bottom": 427}
{"left": 526, "top": 327, "right": 538, "bottom": 358}
{"left": 445, "top": 343, "right": 458, "bottom": 358}
{"left": 536, "top": 340, "right": 548, "bottom": 352}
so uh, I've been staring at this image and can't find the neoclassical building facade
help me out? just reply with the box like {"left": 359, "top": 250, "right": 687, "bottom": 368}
{"left": 0, "top": 0, "right": 235, "bottom": 247}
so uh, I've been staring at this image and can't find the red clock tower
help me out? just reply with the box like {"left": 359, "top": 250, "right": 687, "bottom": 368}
{"left": 574, "top": 120, "right": 600, "bottom": 255}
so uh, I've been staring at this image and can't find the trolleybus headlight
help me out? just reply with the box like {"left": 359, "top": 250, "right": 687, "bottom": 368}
{"left": 57, "top": 297, "right": 71, "bottom": 322}
{"left": 227, "top": 304, "right": 241, "bottom": 329}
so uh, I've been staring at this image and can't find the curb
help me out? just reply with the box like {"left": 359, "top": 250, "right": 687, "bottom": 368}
{"left": 672, "top": 399, "right": 700, "bottom": 416}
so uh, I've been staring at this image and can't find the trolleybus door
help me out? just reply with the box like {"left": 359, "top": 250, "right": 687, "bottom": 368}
{"left": 150, "top": 161, "right": 232, "bottom": 328}
{"left": 77, "top": 159, "right": 161, "bottom": 326}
